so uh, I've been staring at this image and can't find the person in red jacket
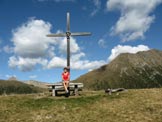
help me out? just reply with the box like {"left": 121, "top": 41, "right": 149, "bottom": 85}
{"left": 62, "top": 67, "right": 70, "bottom": 93}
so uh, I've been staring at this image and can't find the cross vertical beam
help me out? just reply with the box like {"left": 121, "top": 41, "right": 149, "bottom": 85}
{"left": 67, "top": 35, "right": 70, "bottom": 67}
{"left": 66, "top": 12, "right": 70, "bottom": 67}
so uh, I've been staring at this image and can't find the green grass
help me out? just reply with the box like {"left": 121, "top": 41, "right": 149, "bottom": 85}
{"left": 0, "top": 89, "right": 162, "bottom": 122}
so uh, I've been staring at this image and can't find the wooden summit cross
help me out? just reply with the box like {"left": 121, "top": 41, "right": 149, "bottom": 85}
{"left": 46, "top": 12, "right": 91, "bottom": 68}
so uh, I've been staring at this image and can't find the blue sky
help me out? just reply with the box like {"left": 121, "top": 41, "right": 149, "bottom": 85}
{"left": 0, "top": 0, "right": 162, "bottom": 82}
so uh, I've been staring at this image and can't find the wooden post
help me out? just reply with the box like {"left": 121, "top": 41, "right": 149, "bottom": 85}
{"left": 52, "top": 85, "right": 56, "bottom": 96}
{"left": 74, "top": 85, "right": 78, "bottom": 96}
{"left": 67, "top": 36, "right": 70, "bottom": 67}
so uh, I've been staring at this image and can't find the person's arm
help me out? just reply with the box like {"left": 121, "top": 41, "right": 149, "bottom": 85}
{"left": 62, "top": 73, "right": 64, "bottom": 81}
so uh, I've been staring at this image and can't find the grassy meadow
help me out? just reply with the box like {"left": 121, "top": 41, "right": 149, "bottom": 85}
{"left": 0, "top": 89, "right": 162, "bottom": 122}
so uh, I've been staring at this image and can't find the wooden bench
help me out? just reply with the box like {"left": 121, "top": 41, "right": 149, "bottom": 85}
{"left": 46, "top": 83, "right": 83, "bottom": 96}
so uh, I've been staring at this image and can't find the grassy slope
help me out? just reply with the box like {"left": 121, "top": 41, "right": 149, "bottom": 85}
{"left": 0, "top": 88, "right": 162, "bottom": 122}
{"left": 0, "top": 80, "right": 45, "bottom": 95}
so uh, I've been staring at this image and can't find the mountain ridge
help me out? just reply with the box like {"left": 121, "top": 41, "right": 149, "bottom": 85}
{"left": 0, "top": 79, "right": 44, "bottom": 95}
{"left": 74, "top": 49, "right": 162, "bottom": 90}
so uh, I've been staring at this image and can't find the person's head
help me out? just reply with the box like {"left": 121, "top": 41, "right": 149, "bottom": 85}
{"left": 63, "top": 67, "right": 68, "bottom": 73}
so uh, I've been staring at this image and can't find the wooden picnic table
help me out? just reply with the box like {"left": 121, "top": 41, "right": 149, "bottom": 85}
{"left": 46, "top": 83, "right": 83, "bottom": 96}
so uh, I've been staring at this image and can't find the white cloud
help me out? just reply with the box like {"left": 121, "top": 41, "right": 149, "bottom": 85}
{"left": 8, "top": 18, "right": 54, "bottom": 71}
{"left": 9, "top": 18, "right": 106, "bottom": 71}
{"left": 9, "top": 56, "right": 48, "bottom": 72}
{"left": 71, "top": 60, "right": 106, "bottom": 70}
{"left": 107, "top": 0, "right": 162, "bottom": 42}
{"left": 3, "top": 45, "right": 14, "bottom": 53}
{"left": 11, "top": 18, "right": 54, "bottom": 58}
{"left": 47, "top": 53, "right": 106, "bottom": 70}
{"left": 58, "top": 37, "right": 80, "bottom": 53}
{"left": 108, "top": 45, "right": 150, "bottom": 61}
{"left": 47, "top": 46, "right": 55, "bottom": 58}
{"left": 29, "top": 75, "right": 37, "bottom": 79}
{"left": 90, "top": 0, "right": 101, "bottom": 16}
{"left": 71, "top": 52, "right": 85, "bottom": 61}
{"left": 98, "top": 39, "right": 107, "bottom": 48}
{"left": 47, "top": 56, "right": 66, "bottom": 68}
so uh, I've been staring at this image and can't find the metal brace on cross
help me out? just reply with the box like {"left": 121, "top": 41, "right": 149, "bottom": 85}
{"left": 47, "top": 12, "right": 91, "bottom": 69}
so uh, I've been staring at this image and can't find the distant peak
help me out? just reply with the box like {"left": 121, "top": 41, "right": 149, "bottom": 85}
{"left": 8, "top": 76, "right": 17, "bottom": 81}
